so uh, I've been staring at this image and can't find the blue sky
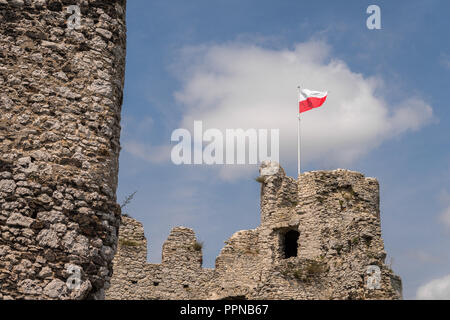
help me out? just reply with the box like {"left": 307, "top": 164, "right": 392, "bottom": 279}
{"left": 117, "top": 0, "right": 450, "bottom": 299}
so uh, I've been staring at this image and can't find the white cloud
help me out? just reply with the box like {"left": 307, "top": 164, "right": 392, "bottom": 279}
{"left": 123, "top": 140, "right": 171, "bottom": 164}
{"left": 408, "top": 250, "right": 441, "bottom": 264}
{"left": 121, "top": 115, "right": 173, "bottom": 164}
{"left": 440, "top": 206, "right": 450, "bottom": 229}
{"left": 439, "top": 189, "right": 450, "bottom": 204}
{"left": 416, "top": 274, "right": 450, "bottom": 300}
{"left": 438, "top": 190, "right": 450, "bottom": 229}
{"left": 173, "top": 40, "right": 434, "bottom": 180}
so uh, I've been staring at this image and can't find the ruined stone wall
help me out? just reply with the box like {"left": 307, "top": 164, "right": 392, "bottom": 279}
{"left": 0, "top": 0, "right": 126, "bottom": 299}
{"left": 106, "top": 162, "right": 402, "bottom": 300}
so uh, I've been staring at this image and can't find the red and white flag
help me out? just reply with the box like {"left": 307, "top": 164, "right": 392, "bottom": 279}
{"left": 299, "top": 88, "right": 328, "bottom": 113}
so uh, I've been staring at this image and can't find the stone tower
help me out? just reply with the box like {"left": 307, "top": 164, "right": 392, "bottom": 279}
{"left": 0, "top": 0, "right": 126, "bottom": 299}
{"left": 106, "top": 162, "right": 402, "bottom": 300}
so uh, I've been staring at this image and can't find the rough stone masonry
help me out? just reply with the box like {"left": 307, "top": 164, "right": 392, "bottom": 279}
{"left": 106, "top": 162, "right": 402, "bottom": 300}
{"left": 0, "top": 0, "right": 126, "bottom": 299}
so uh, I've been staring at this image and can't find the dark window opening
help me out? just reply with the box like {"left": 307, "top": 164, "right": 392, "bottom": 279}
{"left": 131, "top": 280, "right": 137, "bottom": 284}
{"left": 153, "top": 282, "right": 159, "bottom": 286}
{"left": 183, "top": 284, "right": 189, "bottom": 289}
{"left": 283, "top": 230, "right": 299, "bottom": 258}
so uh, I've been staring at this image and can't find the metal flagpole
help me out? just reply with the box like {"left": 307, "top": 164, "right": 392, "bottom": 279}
{"left": 297, "top": 86, "right": 301, "bottom": 177}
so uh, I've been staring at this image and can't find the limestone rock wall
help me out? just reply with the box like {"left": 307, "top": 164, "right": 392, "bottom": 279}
{"left": 0, "top": 0, "right": 127, "bottom": 299}
{"left": 106, "top": 162, "right": 402, "bottom": 300}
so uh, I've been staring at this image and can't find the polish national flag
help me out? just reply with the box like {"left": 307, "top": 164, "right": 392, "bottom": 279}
{"left": 299, "top": 88, "right": 328, "bottom": 113}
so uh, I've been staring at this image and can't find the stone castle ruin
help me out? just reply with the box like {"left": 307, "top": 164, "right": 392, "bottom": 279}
{"left": 0, "top": 1, "right": 402, "bottom": 300}
{"left": 106, "top": 162, "right": 402, "bottom": 300}
{"left": 0, "top": 1, "right": 126, "bottom": 299}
